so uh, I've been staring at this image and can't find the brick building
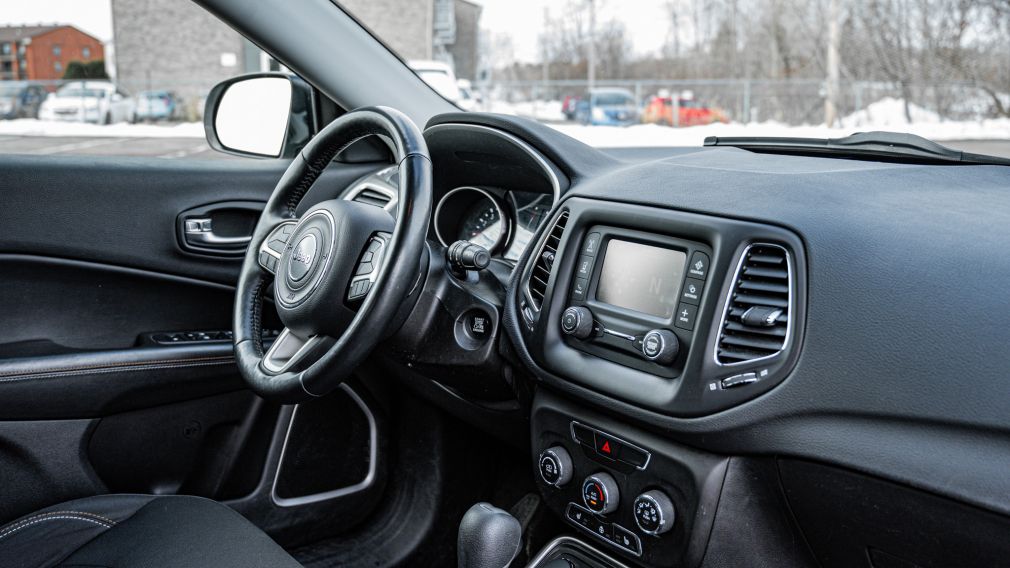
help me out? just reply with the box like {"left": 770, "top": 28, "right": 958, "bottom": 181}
{"left": 0, "top": 25, "right": 105, "bottom": 82}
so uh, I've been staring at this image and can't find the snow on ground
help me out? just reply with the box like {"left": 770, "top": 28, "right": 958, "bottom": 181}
{"left": 2, "top": 97, "right": 1008, "bottom": 148}
{"left": 0, "top": 119, "right": 204, "bottom": 138}
{"left": 512, "top": 96, "right": 1010, "bottom": 147}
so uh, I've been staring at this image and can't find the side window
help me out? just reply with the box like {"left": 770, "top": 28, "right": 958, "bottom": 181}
{"left": 0, "top": 1, "right": 286, "bottom": 160}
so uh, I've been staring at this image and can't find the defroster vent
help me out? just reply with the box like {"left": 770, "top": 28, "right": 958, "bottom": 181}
{"left": 716, "top": 243, "right": 793, "bottom": 365}
{"left": 526, "top": 211, "right": 569, "bottom": 310}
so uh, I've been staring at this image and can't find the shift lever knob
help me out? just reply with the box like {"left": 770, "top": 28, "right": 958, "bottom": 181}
{"left": 458, "top": 502, "right": 522, "bottom": 568}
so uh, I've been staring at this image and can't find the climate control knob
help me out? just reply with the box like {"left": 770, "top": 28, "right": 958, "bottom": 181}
{"left": 582, "top": 472, "right": 619, "bottom": 515}
{"left": 641, "top": 329, "right": 680, "bottom": 365}
{"left": 633, "top": 489, "right": 675, "bottom": 535}
{"left": 561, "top": 306, "right": 594, "bottom": 339}
{"left": 538, "top": 446, "right": 573, "bottom": 487}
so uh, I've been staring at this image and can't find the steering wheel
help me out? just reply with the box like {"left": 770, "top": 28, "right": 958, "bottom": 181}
{"left": 233, "top": 107, "right": 431, "bottom": 402}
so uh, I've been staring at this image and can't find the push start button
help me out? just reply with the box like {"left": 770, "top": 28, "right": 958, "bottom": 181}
{"left": 454, "top": 308, "right": 494, "bottom": 350}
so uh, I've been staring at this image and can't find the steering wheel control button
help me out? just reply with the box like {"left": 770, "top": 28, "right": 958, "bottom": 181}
{"left": 681, "top": 278, "right": 704, "bottom": 305}
{"left": 571, "top": 277, "right": 589, "bottom": 301}
{"left": 594, "top": 433, "right": 622, "bottom": 460}
{"left": 688, "top": 251, "right": 710, "bottom": 280}
{"left": 634, "top": 490, "right": 676, "bottom": 535}
{"left": 258, "top": 251, "right": 278, "bottom": 273}
{"left": 348, "top": 236, "right": 387, "bottom": 302}
{"left": 641, "top": 329, "right": 680, "bottom": 365}
{"left": 582, "top": 472, "right": 619, "bottom": 515}
{"left": 674, "top": 302, "right": 698, "bottom": 331}
{"left": 561, "top": 306, "right": 594, "bottom": 339}
{"left": 582, "top": 232, "right": 602, "bottom": 256}
{"left": 539, "top": 446, "right": 574, "bottom": 487}
{"left": 288, "top": 233, "right": 318, "bottom": 281}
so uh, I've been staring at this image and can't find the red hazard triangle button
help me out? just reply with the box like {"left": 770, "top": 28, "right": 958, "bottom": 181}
{"left": 594, "top": 434, "right": 621, "bottom": 459}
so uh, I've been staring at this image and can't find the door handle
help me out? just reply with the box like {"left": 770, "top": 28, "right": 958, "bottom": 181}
{"left": 184, "top": 218, "right": 252, "bottom": 247}
{"left": 177, "top": 201, "right": 264, "bottom": 257}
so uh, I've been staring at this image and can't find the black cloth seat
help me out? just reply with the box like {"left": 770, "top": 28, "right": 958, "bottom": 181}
{"left": 0, "top": 494, "right": 302, "bottom": 568}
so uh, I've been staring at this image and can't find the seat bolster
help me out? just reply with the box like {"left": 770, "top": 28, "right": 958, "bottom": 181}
{"left": 0, "top": 494, "right": 157, "bottom": 568}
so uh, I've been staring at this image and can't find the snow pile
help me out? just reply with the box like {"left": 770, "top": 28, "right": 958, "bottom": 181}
{"left": 841, "top": 97, "right": 941, "bottom": 127}
{"left": 487, "top": 99, "right": 566, "bottom": 122}
{"left": 0, "top": 119, "right": 205, "bottom": 138}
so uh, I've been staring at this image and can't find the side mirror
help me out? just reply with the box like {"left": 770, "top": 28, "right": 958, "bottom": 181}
{"left": 204, "top": 73, "right": 315, "bottom": 159}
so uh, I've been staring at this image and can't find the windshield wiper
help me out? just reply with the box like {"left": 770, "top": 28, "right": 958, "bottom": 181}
{"left": 704, "top": 131, "right": 1010, "bottom": 166}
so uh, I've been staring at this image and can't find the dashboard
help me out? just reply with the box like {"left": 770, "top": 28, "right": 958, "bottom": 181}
{"left": 344, "top": 114, "right": 1010, "bottom": 568}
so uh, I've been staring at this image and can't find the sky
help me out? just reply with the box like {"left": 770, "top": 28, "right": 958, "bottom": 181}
{"left": 1, "top": 0, "right": 113, "bottom": 42}
{"left": 0, "top": 0, "right": 670, "bottom": 63}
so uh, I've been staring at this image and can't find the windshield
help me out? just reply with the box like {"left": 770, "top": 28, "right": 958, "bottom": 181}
{"left": 344, "top": 0, "right": 1010, "bottom": 157}
{"left": 57, "top": 87, "right": 108, "bottom": 98}
{"left": 0, "top": 84, "right": 26, "bottom": 96}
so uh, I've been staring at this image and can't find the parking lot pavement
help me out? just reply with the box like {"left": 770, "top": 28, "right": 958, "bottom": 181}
{"left": 0, "top": 135, "right": 235, "bottom": 160}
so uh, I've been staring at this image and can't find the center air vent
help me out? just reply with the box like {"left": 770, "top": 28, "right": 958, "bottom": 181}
{"left": 716, "top": 243, "right": 792, "bottom": 365}
{"left": 351, "top": 187, "right": 393, "bottom": 209}
{"left": 527, "top": 211, "right": 569, "bottom": 310}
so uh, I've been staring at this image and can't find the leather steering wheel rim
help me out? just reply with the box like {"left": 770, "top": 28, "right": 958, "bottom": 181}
{"left": 233, "top": 106, "right": 431, "bottom": 402}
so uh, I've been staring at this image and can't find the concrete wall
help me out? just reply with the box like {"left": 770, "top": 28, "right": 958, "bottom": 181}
{"left": 339, "top": 0, "right": 434, "bottom": 61}
{"left": 448, "top": 0, "right": 481, "bottom": 80}
{"left": 111, "top": 0, "right": 247, "bottom": 116}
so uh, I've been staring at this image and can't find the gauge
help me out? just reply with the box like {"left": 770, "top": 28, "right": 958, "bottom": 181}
{"left": 434, "top": 187, "right": 510, "bottom": 253}
{"left": 458, "top": 199, "right": 503, "bottom": 249}
{"left": 503, "top": 192, "right": 553, "bottom": 261}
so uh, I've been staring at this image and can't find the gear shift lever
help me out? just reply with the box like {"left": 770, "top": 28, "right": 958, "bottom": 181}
{"left": 458, "top": 502, "right": 522, "bottom": 568}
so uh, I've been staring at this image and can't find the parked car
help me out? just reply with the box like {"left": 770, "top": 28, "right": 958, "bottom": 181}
{"left": 561, "top": 94, "right": 581, "bottom": 120}
{"left": 134, "top": 90, "right": 180, "bottom": 122}
{"left": 0, "top": 81, "right": 48, "bottom": 119}
{"left": 574, "top": 88, "right": 638, "bottom": 126}
{"left": 38, "top": 81, "right": 136, "bottom": 124}
{"left": 408, "top": 59, "right": 463, "bottom": 105}
{"left": 642, "top": 95, "right": 729, "bottom": 126}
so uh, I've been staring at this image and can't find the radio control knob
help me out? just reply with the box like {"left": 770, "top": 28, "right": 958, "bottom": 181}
{"left": 561, "top": 306, "right": 594, "bottom": 340}
{"left": 582, "top": 472, "right": 620, "bottom": 515}
{"left": 641, "top": 329, "right": 679, "bottom": 365}
{"left": 633, "top": 490, "right": 675, "bottom": 535}
{"left": 538, "top": 446, "right": 573, "bottom": 487}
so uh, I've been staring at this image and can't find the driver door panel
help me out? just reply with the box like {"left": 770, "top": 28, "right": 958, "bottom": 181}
{"left": 0, "top": 154, "right": 386, "bottom": 537}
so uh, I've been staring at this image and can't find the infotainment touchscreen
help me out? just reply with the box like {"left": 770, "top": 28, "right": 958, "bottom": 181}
{"left": 595, "top": 240, "right": 686, "bottom": 318}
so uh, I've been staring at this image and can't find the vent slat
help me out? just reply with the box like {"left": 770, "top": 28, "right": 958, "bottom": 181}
{"left": 720, "top": 334, "right": 786, "bottom": 351}
{"left": 742, "top": 265, "right": 788, "bottom": 279}
{"left": 732, "top": 293, "right": 788, "bottom": 308}
{"left": 526, "top": 211, "right": 569, "bottom": 310}
{"left": 724, "top": 321, "right": 787, "bottom": 337}
{"left": 717, "top": 244, "right": 792, "bottom": 365}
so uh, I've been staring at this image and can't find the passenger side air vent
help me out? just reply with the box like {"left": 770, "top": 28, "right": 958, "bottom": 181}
{"left": 716, "top": 244, "right": 792, "bottom": 365}
{"left": 527, "top": 211, "right": 569, "bottom": 310}
{"left": 351, "top": 187, "right": 393, "bottom": 208}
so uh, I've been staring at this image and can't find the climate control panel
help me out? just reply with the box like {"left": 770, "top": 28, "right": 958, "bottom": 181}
{"left": 533, "top": 393, "right": 730, "bottom": 566}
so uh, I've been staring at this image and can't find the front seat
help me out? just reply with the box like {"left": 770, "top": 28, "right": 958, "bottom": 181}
{"left": 0, "top": 494, "right": 302, "bottom": 568}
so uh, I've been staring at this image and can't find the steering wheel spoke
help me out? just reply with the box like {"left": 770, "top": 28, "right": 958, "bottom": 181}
{"left": 260, "top": 328, "right": 330, "bottom": 375}
{"left": 347, "top": 232, "right": 391, "bottom": 302}
{"left": 256, "top": 220, "right": 299, "bottom": 275}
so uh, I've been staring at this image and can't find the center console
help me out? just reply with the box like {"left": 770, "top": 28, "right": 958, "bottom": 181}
{"left": 531, "top": 391, "right": 728, "bottom": 566}
{"left": 510, "top": 197, "right": 808, "bottom": 566}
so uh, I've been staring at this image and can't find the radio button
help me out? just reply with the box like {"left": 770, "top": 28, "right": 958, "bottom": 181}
{"left": 571, "top": 277, "right": 589, "bottom": 301}
{"left": 674, "top": 303, "right": 698, "bottom": 331}
{"left": 576, "top": 255, "right": 594, "bottom": 278}
{"left": 561, "top": 306, "right": 594, "bottom": 339}
{"left": 688, "top": 251, "right": 710, "bottom": 280}
{"left": 681, "top": 277, "right": 704, "bottom": 305}
{"left": 582, "top": 232, "right": 602, "bottom": 256}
